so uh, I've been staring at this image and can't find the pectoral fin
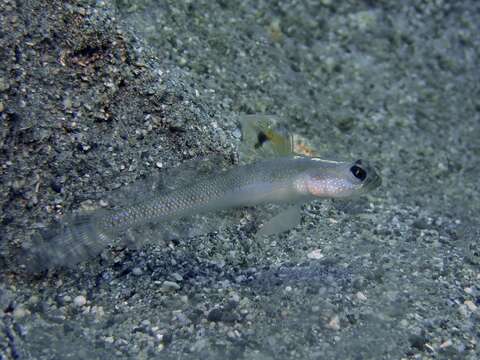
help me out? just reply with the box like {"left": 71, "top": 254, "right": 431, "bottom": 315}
{"left": 255, "top": 205, "right": 302, "bottom": 239}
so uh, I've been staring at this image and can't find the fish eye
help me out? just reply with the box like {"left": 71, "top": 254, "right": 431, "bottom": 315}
{"left": 254, "top": 131, "right": 269, "bottom": 149}
{"left": 350, "top": 164, "right": 367, "bottom": 181}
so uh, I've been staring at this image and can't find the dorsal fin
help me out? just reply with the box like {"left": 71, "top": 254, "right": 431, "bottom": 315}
{"left": 238, "top": 115, "right": 294, "bottom": 163}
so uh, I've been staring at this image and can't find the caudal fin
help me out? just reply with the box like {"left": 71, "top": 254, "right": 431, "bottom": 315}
{"left": 22, "top": 212, "right": 113, "bottom": 272}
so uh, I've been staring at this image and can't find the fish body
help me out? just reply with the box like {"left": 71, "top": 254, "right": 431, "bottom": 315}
{"left": 103, "top": 156, "right": 379, "bottom": 233}
{"left": 24, "top": 116, "right": 381, "bottom": 271}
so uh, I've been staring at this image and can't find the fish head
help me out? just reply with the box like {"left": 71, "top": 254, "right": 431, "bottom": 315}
{"left": 300, "top": 158, "right": 381, "bottom": 198}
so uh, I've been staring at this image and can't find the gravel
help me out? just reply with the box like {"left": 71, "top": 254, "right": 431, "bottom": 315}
{"left": 1, "top": 0, "right": 479, "bottom": 359}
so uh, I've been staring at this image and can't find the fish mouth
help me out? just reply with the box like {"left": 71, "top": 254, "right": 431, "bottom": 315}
{"left": 362, "top": 168, "right": 382, "bottom": 192}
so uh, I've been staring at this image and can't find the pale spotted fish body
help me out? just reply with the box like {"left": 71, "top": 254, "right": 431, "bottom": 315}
{"left": 102, "top": 157, "right": 380, "bottom": 233}
{"left": 25, "top": 156, "right": 380, "bottom": 271}
{"left": 24, "top": 115, "right": 381, "bottom": 271}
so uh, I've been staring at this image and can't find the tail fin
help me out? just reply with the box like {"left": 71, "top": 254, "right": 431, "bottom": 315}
{"left": 21, "top": 211, "right": 113, "bottom": 272}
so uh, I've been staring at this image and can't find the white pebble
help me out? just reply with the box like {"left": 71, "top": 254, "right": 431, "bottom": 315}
{"left": 307, "top": 249, "right": 324, "bottom": 260}
{"left": 327, "top": 315, "right": 341, "bottom": 331}
{"left": 440, "top": 339, "right": 452, "bottom": 349}
{"left": 73, "top": 295, "right": 87, "bottom": 307}
{"left": 356, "top": 292, "right": 367, "bottom": 301}
{"left": 104, "top": 336, "right": 114, "bottom": 344}
{"left": 464, "top": 300, "right": 477, "bottom": 312}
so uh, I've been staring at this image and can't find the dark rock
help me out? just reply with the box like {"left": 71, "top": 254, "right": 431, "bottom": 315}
{"left": 409, "top": 334, "right": 428, "bottom": 351}
{"left": 207, "top": 308, "right": 224, "bottom": 322}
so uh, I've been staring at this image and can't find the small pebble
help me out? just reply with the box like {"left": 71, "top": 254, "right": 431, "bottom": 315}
{"left": 409, "top": 334, "right": 428, "bottom": 351}
{"left": 28, "top": 295, "right": 39, "bottom": 305}
{"left": 307, "top": 249, "right": 324, "bottom": 260}
{"left": 91, "top": 305, "right": 105, "bottom": 319}
{"left": 73, "top": 295, "right": 87, "bottom": 307}
{"left": 160, "top": 281, "right": 180, "bottom": 292}
{"left": 170, "top": 272, "right": 183, "bottom": 282}
{"left": 13, "top": 306, "right": 30, "bottom": 319}
{"left": 207, "top": 308, "right": 223, "bottom": 322}
{"left": 230, "top": 293, "right": 240, "bottom": 303}
{"left": 458, "top": 304, "right": 469, "bottom": 317}
{"left": 464, "top": 300, "right": 477, "bottom": 312}
{"left": 141, "top": 320, "right": 151, "bottom": 327}
{"left": 464, "top": 287, "right": 473, "bottom": 294}
{"left": 0, "top": 287, "right": 14, "bottom": 311}
{"left": 327, "top": 315, "right": 341, "bottom": 331}
{"left": 172, "top": 311, "right": 190, "bottom": 326}
{"left": 356, "top": 292, "right": 367, "bottom": 301}
{"left": 440, "top": 339, "right": 452, "bottom": 349}
{"left": 132, "top": 267, "right": 143, "bottom": 276}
